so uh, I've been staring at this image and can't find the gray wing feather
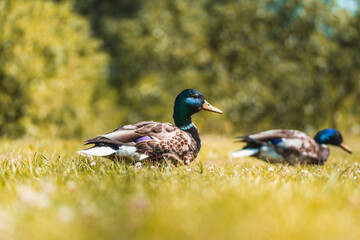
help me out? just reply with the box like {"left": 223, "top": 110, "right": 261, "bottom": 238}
{"left": 237, "top": 129, "right": 308, "bottom": 143}
{"left": 85, "top": 121, "right": 157, "bottom": 146}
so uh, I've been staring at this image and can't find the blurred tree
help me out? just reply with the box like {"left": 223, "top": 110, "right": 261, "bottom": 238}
{"left": 79, "top": 0, "right": 359, "bottom": 133}
{"left": 12, "top": 0, "right": 355, "bottom": 136}
{"left": 0, "top": 0, "right": 108, "bottom": 137}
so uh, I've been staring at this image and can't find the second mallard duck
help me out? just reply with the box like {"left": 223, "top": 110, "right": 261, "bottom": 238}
{"left": 232, "top": 128, "right": 352, "bottom": 165}
{"left": 78, "top": 89, "right": 222, "bottom": 164}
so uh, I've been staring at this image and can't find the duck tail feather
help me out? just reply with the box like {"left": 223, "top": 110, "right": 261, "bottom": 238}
{"left": 232, "top": 148, "right": 259, "bottom": 158}
{"left": 78, "top": 146, "right": 116, "bottom": 157}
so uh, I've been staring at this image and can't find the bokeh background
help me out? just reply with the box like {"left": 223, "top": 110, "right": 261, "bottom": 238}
{"left": 1, "top": 0, "right": 359, "bottom": 138}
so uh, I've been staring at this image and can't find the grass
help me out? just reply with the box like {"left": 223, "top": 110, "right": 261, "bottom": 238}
{"left": 0, "top": 135, "right": 359, "bottom": 240}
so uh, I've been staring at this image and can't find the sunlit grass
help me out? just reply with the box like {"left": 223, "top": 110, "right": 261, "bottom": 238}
{"left": 0, "top": 136, "right": 359, "bottom": 240}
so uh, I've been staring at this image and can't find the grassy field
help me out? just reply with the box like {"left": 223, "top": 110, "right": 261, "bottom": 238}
{"left": 0, "top": 135, "right": 359, "bottom": 240}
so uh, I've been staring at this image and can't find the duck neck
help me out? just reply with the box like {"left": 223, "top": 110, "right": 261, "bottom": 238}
{"left": 173, "top": 104, "right": 192, "bottom": 129}
{"left": 173, "top": 108, "right": 201, "bottom": 151}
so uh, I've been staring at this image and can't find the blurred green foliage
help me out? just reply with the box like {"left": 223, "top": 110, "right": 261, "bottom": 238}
{"left": 1, "top": 0, "right": 360, "bottom": 138}
{"left": 74, "top": 0, "right": 360, "bottom": 134}
{"left": 0, "top": 0, "right": 108, "bottom": 137}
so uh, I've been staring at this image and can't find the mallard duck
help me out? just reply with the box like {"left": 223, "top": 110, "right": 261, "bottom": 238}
{"left": 232, "top": 128, "right": 352, "bottom": 165}
{"left": 78, "top": 89, "right": 222, "bottom": 164}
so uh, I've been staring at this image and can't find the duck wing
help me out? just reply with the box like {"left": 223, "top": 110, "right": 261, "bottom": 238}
{"left": 84, "top": 121, "right": 156, "bottom": 146}
{"left": 236, "top": 129, "right": 308, "bottom": 145}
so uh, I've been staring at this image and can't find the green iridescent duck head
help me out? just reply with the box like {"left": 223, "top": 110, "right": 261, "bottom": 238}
{"left": 173, "top": 89, "right": 222, "bottom": 129}
{"left": 314, "top": 128, "right": 352, "bottom": 153}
